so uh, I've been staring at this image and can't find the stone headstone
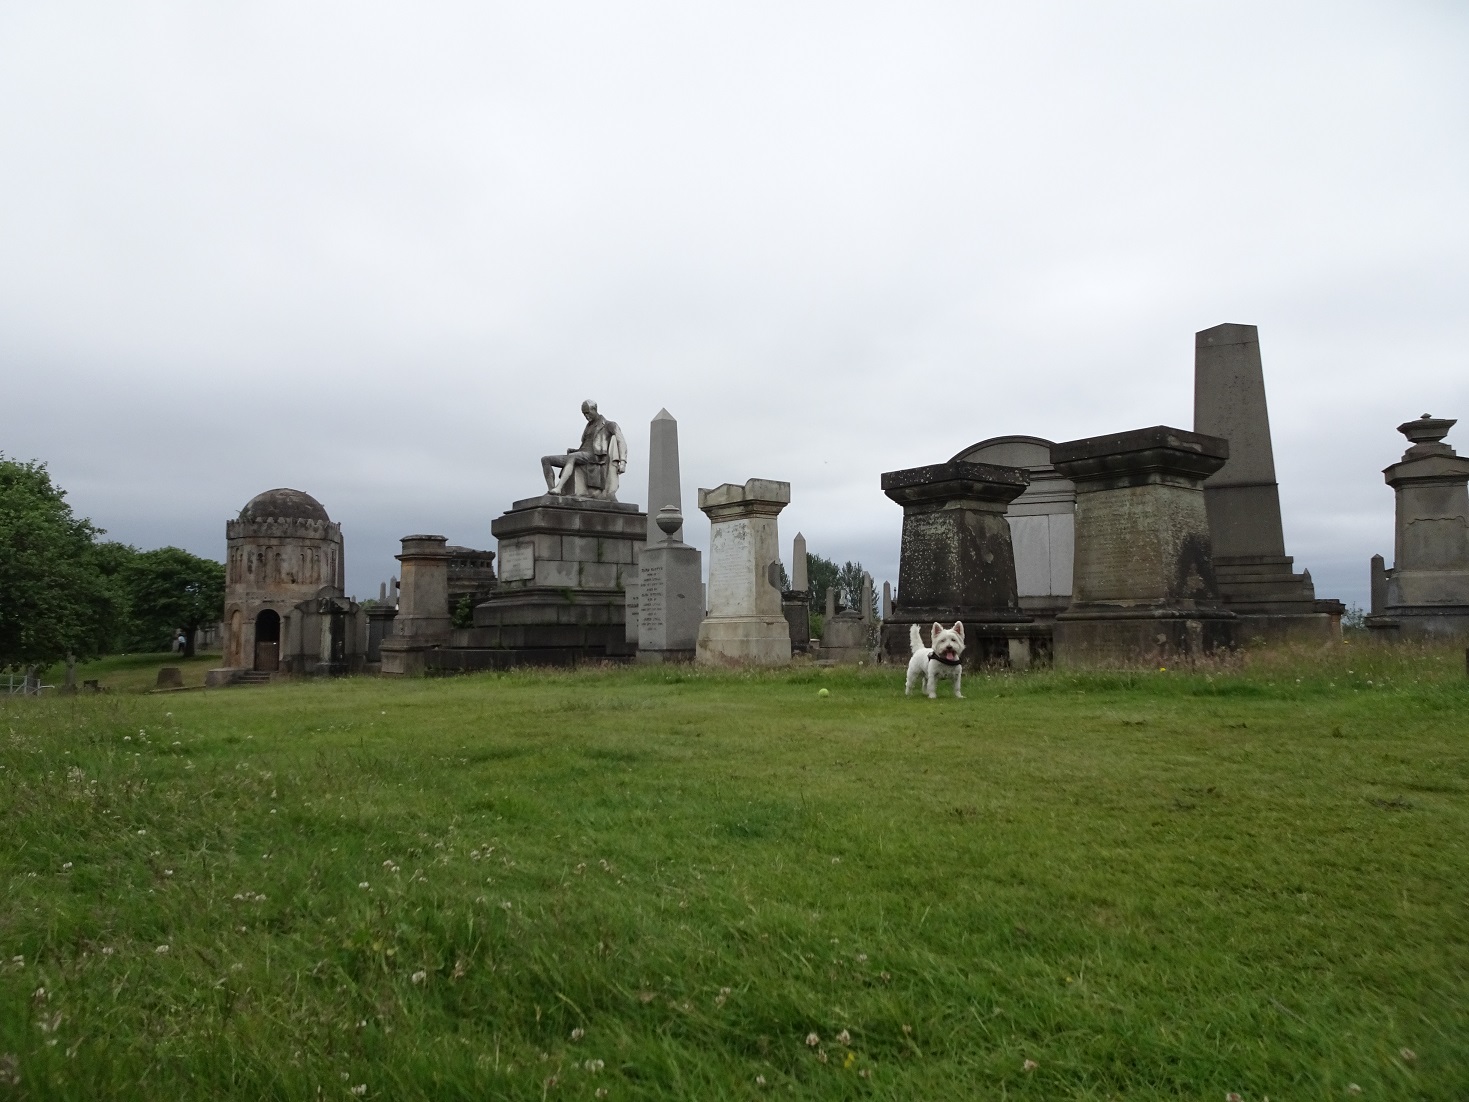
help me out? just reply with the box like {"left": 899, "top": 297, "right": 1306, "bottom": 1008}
{"left": 882, "top": 580, "right": 892, "bottom": 620}
{"left": 1195, "top": 323, "right": 1332, "bottom": 640}
{"left": 156, "top": 667, "right": 184, "bottom": 689}
{"left": 1050, "top": 426, "right": 1238, "bottom": 665}
{"left": 792, "top": 533, "right": 808, "bottom": 593}
{"left": 695, "top": 479, "right": 793, "bottom": 665}
{"left": 1366, "top": 415, "right": 1469, "bottom": 639}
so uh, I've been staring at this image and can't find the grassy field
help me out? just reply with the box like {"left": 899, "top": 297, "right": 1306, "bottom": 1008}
{"left": 2, "top": 643, "right": 1467, "bottom": 1100}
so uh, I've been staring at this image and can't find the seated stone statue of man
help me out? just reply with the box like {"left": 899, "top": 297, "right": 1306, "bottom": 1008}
{"left": 540, "top": 400, "right": 628, "bottom": 500}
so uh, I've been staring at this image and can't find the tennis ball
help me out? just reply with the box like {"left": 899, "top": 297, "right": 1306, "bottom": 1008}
{"left": 817, "top": 688, "right": 830, "bottom": 698}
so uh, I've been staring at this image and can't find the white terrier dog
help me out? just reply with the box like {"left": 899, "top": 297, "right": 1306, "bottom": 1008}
{"left": 905, "top": 622, "right": 965, "bottom": 699}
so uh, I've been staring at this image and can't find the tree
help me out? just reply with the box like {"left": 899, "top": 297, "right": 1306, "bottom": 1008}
{"left": 836, "top": 560, "right": 867, "bottom": 612}
{"left": 119, "top": 547, "right": 226, "bottom": 657}
{"left": 0, "top": 457, "right": 118, "bottom": 671}
{"left": 806, "top": 552, "right": 840, "bottom": 611}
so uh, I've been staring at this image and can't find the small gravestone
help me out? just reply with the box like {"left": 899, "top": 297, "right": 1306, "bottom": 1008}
{"left": 156, "top": 667, "right": 184, "bottom": 689}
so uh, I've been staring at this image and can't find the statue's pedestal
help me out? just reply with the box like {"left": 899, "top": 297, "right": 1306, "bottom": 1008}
{"left": 436, "top": 495, "right": 646, "bottom": 669}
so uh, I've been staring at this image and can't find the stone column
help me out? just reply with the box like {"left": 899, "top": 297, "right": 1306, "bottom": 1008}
{"left": 1051, "top": 426, "right": 1238, "bottom": 666}
{"left": 792, "top": 533, "right": 808, "bottom": 593}
{"left": 878, "top": 461, "right": 1031, "bottom": 665}
{"left": 695, "top": 479, "right": 792, "bottom": 665}
{"left": 882, "top": 581, "right": 892, "bottom": 620}
{"left": 1195, "top": 323, "right": 1332, "bottom": 639}
{"left": 1368, "top": 415, "right": 1469, "bottom": 639}
{"left": 379, "top": 535, "right": 451, "bottom": 675}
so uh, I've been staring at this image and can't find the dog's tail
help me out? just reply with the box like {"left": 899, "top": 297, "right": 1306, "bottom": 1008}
{"left": 909, "top": 623, "right": 924, "bottom": 654}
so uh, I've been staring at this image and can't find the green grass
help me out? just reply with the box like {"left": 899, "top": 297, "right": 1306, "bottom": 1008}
{"left": 34, "top": 652, "right": 224, "bottom": 695}
{"left": 2, "top": 643, "right": 1467, "bottom": 1099}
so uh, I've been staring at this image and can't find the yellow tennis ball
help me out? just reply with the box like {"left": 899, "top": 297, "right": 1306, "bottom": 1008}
{"left": 817, "top": 688, "right": 830, "bottom": 698}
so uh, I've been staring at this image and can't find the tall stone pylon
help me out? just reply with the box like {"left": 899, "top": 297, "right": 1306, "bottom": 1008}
{"left": 792, "top": 533, "right": 808, "bottom": 593}
{"left": 646, "top": 408, "right": 684, "bottom": 545}
{"left": 1194, "top": 323, "right": 1335, "bottom": 640}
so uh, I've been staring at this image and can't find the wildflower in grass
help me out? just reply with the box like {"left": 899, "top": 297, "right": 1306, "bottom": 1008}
{"left": 32, "top": 988, "right": 46, "bottom": 1003}
{"left": 1227, "top": 1094, "right": 1243, "bottom": 1101}
{"left": 856, "top": 953, "right": 867, "bottom": 963}
{"left": 836, "top": 1030, "right": 851, "bottom": 1046}
{"left": 859, "top": 1068, "right": 871, "bottom": 1079}
{"left": 1023, "top": 1059, "right": 1038, "bottom": 1072}
{"left": 755, "top": 1075, "right": 767, "bottom": 1087}
{"left": 880, "top": 971, "right": 891, "bottom": 983}
{"left": 411, "top": 971, "right": 427, "bottom": 985}
{"left": 1348, "top": 1087, "right": 1362, "bottom": 1096}
{"left": 584, "top": 1059, "right": 603, "bottom": 1073}
{"left": 359, "top": 882, "right": 370, "bottom": 890}
{"left": 155, "top": 945, "right": 169, "bottom": 954}
{"left": 817, "top": 1049, "right": 828, "bottom": 1064}
{"left": 351, "top": 1086, "right": 367, "bottom": 1096}
{"left": 595, "top": 1090, "right": 608, "bottom": 1099}
{"left": 570, "top": 1028, "right": 585, "bottom": 1042}
{"left": 164, "top": 870, "right": 173, "bottom": 877}
{"left": 501, "top": 901, "right": 512, "bottom": 910}
{"left": 806, "top": 1033, "right": 820, "bottom": 1047}
{"left": 901, "top": 1025, "right": 911, "bottom": 1035}
{"left": 101, "top": 948, "right": 113, "bottom": 956}
{"left": 61, "top": 862, "right": 72, "bottom": 871}
{"left": 1400, "top": 1049, "right": 1417, "bottom": 1063}
{"left": 843, "top": 1052, "right": 855, "bottom": 1069}
{"left": 137, "top": 829, "right": 146, "bottom": 836}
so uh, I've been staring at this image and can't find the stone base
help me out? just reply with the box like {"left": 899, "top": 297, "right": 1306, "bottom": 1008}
{"left": 1367, "top": 606, "right": 1469, "bottom": 641}
{"left": 1232, "top": 612, "right": 1338, "bottom": 644}
{"left": 1053, "top": 609, "right": 1239, "bottom": 667}
{"left": 819, "top": 612, "right": 869, "bottom": 663}
{"left": 696, "top": 617, "right": 792, "bottom": 666}
{"left": 880, "top": 617, "right": 1050, "bottom": 670}
{"left": 638, "top": 542, "right": 703, "bottom": 656}
{"left": 379, "top": 640, "right": 441, "bottom": 677}
{"left": 205, "top": 667, "right": 249, "bottom": 688}
{"left": 636, "top": 648, "right": 696, "bottom": 664}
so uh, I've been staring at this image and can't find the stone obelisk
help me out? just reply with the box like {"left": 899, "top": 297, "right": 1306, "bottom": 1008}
{"left": 1194, "top": 323, "right": 1334, "bottom": 641}
{"left": 636, "top": 410, "right": 702, "bottom": 662}
{"left": 782, "top": 531, "right": 812, "bottom": 653}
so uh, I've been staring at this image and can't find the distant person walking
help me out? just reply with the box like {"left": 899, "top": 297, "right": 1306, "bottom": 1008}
{"left": 175, "top": 632, "right": 187, "bottom": 654}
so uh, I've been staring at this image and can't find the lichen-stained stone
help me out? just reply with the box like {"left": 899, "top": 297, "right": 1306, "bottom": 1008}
{"left": 1050, "top": 426, "right": 1239, "bottom": 666}
{"left": 878, "top": 461, "right": 1038, "bottom": 667}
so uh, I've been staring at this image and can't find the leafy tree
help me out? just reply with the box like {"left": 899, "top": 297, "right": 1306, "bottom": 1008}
{"left": 0, "top": 457, "right": 118, "bottom": 670}
{"left": 119, "top": 547, "right": 225, "bottom": 657}
{"left": 806, "top": 552, "right": 840, "bottom": 610}
{"left": 836, "top": 560, "right": 868, "bottom": 612}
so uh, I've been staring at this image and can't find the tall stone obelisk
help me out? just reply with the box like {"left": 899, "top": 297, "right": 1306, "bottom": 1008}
{"left": 636, "top": 410, "right": 702, "bottom": 662}
{"left": 1194, "top": 323, "right": 1335, "bottom": 640}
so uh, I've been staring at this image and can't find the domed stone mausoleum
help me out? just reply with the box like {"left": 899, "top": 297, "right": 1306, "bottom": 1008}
{"left": 216, "top": 488, "right": 364, "bottom": 677}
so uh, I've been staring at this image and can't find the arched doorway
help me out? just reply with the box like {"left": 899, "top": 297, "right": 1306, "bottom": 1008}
{"left": 253, "top": 609, "right": 281, "bottom": 672}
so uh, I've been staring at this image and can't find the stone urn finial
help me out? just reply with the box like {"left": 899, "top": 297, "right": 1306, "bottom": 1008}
{"left": 1398, "top": 414, "right": 1456, "bottom": 447}
{"left": 655, "top": 505, "right": 684, "bottom": 540}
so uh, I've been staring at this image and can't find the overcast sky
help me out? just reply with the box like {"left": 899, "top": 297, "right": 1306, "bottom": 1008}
{"left": 3, "top": 1, "right": 1466, "bottom": 610}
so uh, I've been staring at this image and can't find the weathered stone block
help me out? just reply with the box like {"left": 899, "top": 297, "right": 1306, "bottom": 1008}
{"left": 1051, "top": 426, "right": 1239, "bottom": 666}
{"left": 696, "top": 478, "right": 791, "bottom": 666}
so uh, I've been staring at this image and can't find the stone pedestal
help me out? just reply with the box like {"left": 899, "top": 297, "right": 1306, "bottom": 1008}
{"left": 1195, "top": 323, "right": 1334, "bottom": 641}
{"left": 1367, "top": 416, "right": 1469, "bottom": 640}
{"left": 952, "top": 436, "right": 1076, "bottom": 622}
{"left": 440, "top": 495, "right": 644, "bottom": 668}
{"left": 1051, "top": 427, "right": 1239, "bottom": 666}
{"left": 878, "top": 461, "right": 1041, "bottom": 667}
{"left": 696, "top": 479, "right": 792, "bottom": 666}
{"left": 380, "top": 535, "right": 452, "bottom": 676}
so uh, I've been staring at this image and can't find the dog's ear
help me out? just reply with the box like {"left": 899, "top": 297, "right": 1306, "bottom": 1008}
{"left": 953, "top": 621, "right": 964, "bottom": 638}
{"left": 931, "top": 622, "right": 943, "bottom": 641}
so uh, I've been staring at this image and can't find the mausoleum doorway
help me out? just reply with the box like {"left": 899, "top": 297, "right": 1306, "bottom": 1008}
{"left": 253, "top": 609, "right": 281, "bottom": 672}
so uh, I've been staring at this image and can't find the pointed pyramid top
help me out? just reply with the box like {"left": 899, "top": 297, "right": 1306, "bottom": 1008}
{"left": 653, "top": 408, "right": 675, "bottom": 421}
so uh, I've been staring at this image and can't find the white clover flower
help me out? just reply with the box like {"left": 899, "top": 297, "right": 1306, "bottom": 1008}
{"left": 411, "top": 971, "right": 427, "bottom": 985}
{"left": 155, "top": 945, "right": 170, "bottom": 954}
{"left": 359, "top": 882, "right": 370, "bottom": 890}
{"left": 805, "top": 1033, "right": 819, "bottom": 1047}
